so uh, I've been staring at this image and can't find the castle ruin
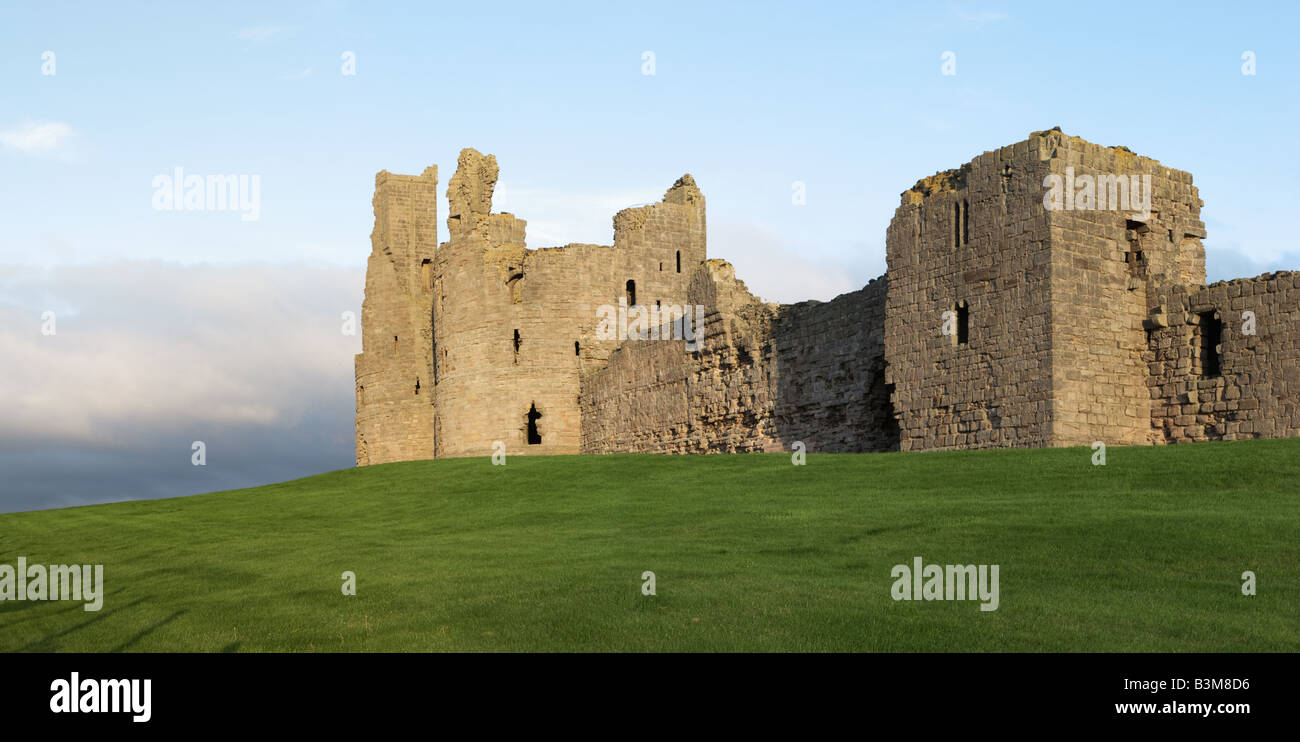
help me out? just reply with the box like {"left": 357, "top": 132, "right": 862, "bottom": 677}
{"left": 355, "top": 129, "right": 1300, "bottom": 464}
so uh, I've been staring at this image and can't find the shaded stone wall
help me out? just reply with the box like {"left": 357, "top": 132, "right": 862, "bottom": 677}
{"left": 579, "top": 261, "right": 778, "bottom": 453}
{"left": 1146, "top": 273, "right": 1300, "bottom": 442}
{"left": 579, "top": 263, "right": 896, "bottom": 455}
{"left": 769, "top": 276, "right": 894, "bottom": 452}
{"left": 883, "top": 136, "right": 1056, "bottom": 451}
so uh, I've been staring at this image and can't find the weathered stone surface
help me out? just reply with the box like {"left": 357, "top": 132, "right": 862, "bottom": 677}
{"left": 354, "top": 167, "right": 438, "bottom": 465}
{"left": 358, "top": 149, "right": 705, "bottom": 461}
{"left": 579, "top": 268, "right": 895, "bottom": 454}
{"left": 356, "top": 131, "right": 1299, "bottom": 463}
{"left": 1147, "top": 273, "right": 1300, "bottom": 443}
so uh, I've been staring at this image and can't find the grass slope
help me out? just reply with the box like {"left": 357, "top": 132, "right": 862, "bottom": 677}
{"left": 1, "top": 439, "right": 1297, "bottom": 652}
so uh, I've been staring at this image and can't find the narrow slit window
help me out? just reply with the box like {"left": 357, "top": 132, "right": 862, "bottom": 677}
{"left": 626, "top": 279, "right": 636, "bottom": 307}
{"left": 1197, "top": 311, "right": 1222, "bottom": 377}
{"left": 956, "top": 302, "right": 969, "bottom": 346}
{"left": 956, "top": 200, "right": 967, "bottom": 249}
{"left": 962, "top": 199, "right": 969, "bottom": 245}
{"left": 513, "top": 329, "right": 521, "bottom": 365}
{"left": 574, "top": 340, "right": 580, "bottom": 356}
{"left": 676, "top": 250, "right": 682, "bottom": 273}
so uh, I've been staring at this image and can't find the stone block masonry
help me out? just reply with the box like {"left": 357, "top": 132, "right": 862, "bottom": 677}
{"left": 1146, "top": 273, "right": 1300, "bottom": 443}
{"left": 354, "top": 167, "right": 438, "bottom": 465}
{"left": 357, "top": 130, "right": 1298, "bottom": 463}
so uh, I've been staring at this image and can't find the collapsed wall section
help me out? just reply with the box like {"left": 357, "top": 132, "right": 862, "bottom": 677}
{"left": 579, "top": 262, "right": 896, "bottom": 454}
{"left": 578, "top": 260, "right": 776, "bottom": 453}
{"left": 1146, "top": 273, "right": 1300, "bottom": 442}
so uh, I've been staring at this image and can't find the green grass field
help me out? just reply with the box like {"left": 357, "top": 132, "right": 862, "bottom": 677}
{"left": 1, "top": 439, "right": 1297, "bottom": 652}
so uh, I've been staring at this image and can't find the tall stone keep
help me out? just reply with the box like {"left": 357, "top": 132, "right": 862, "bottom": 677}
{"left": 354, "top": 167, "right": 438, "bottom": 465}
{"left": 883, "top": 128, "right": 1207, "bottom": 451}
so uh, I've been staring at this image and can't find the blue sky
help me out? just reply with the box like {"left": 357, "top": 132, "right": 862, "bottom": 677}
{"left": 2, "top": 1, "right": 1298, "bottom": 511}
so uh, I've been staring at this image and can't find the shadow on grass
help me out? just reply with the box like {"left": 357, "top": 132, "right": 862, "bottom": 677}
{"left": 0, "top": 587, "right": 129, "bottom": 629}
{"left": 110, "top": 609, "right": 187, "bottom": 653}
{"left": 16, "top": 596, "right": 149, "bottom": 652}
{"left": 844, "top": 523, "right": 925, "bottom": 541}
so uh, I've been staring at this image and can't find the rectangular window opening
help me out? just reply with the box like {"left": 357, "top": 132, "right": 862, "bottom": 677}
{"left": 1196, "top": 311, "right": 1222, "bottom": 377}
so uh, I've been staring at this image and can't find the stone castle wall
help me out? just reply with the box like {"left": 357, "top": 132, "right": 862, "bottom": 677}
{"left": 357, "top": 131, "right": 1298, "bottom": 464}
{"left": 578, "top": 260, "right": 780, "bottom": 453}
{"left": 579, "top": 264, "right": 895, "bottom": 455}
{"left": 769, "top": 275, "right": 895, "bottom": 452}
{"left": 883, "top": 136, "right": 1056, "bottom": 451}
{"left": 369, "top": 149, "right": 708, "bottom": 461}
{"left": 1147, "top": 273, "right": 1300, "bottom": 443}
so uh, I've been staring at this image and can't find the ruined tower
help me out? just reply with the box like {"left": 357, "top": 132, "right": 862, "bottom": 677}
{"left": 358, "top": 130, "right": 1298, "bottom": 464}
{"left": 883, "top": 128, "right": 1206, "bottom": 450}
{"left": 354, "top": 167, "right": 438, "bottom": 465}
{"left": 358, "top": 148, "right": 706, "bottom": 463}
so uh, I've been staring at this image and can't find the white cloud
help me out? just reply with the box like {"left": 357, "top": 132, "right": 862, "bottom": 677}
{"left": 236, "top": 25, "right": 289, "bottom": 42}
{"left": 955, "top": 8, "right": 1008, "bottom": 27}
{"left": 0, "top": 121, "right": 73, "bottom": 154}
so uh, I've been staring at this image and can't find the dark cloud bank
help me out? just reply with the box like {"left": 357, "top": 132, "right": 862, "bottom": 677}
{"left": 0, "top": 261, "right": 361, "bottom": 513}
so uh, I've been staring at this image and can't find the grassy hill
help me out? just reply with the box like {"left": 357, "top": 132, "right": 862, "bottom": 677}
{"left": 1, "top": 439, "right": 1297, "bottom": 652}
